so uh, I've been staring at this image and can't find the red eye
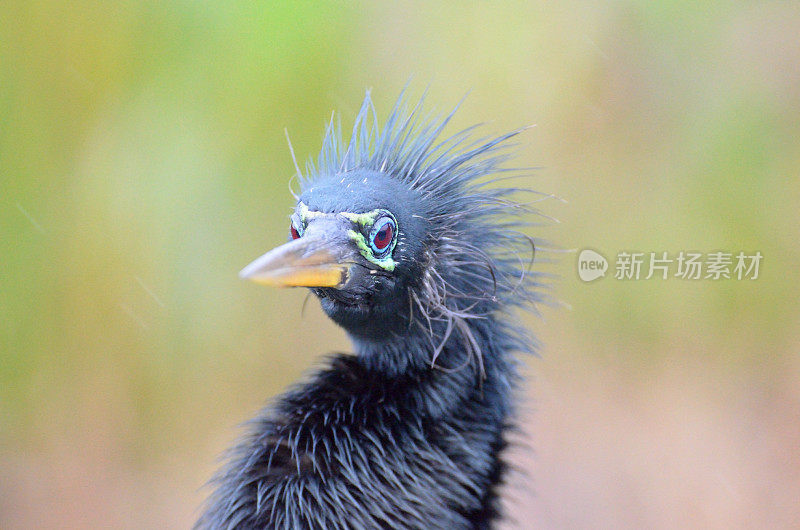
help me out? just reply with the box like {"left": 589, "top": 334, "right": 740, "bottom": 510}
{"left": 369, "top": 217, "right": 395, "bottom": 254}
{"left": 290, "top": 224, "right": 301, "bottom": 240}
{"left": 373, "top": 225, "right": 392, "bottom": 249}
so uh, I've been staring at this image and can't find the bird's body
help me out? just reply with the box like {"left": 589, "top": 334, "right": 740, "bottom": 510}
{"left": 198, "top": 92, "right": 544, "bottom": 529}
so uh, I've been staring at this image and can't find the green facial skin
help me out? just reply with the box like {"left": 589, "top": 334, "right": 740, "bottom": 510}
{"left": 346, "top": 229, "right": 398, "bottom": 271}
{"left": 297, "top": 202, "right": 325, "bottom": 222}
{"left": 340, "top": 210, "right": 379, "bottom": 227}
{"left": 297, "top": 202, "right": 398, "bottom": 271}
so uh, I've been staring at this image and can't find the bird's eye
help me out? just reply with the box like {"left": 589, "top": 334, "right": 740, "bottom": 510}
{"left": 290, "top": 221, "right": 302, "bottom": 240}
{"left": 369, "top": 216, "right": 396, "bottom": 257}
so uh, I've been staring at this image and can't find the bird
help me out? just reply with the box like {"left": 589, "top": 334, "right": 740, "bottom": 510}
{"left": 197, "top": 90, "right": 546, "bottom": 529}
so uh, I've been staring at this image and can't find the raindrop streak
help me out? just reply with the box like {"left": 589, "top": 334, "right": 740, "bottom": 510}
{"left": 16, "top": 203, "right": 46, "bottom": 234}
{"left": 135, "top": 276, "right": 166, "bottom": 307}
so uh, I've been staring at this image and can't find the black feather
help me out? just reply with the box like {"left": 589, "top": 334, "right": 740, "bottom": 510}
{"left": 197, "top": 90, "right": 549, "bottom": 529}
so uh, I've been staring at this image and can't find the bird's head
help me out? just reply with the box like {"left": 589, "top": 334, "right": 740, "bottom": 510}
{"left": 240, "top": 91, "right": 545, "bottom": 369}
{"left": 240, "top": 169, "right": 428, "bottom": 339}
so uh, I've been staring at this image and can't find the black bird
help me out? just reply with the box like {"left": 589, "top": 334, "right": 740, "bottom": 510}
{"left": 198, "top": 91, "right": 546, "bottom": 529}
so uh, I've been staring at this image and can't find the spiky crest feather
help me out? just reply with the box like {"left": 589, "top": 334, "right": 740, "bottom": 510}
{"left": 303, "top": 90, "right": 547, "bottom": 377}
{"left": 197, "top": 90, "right": 550, "bottom": 530}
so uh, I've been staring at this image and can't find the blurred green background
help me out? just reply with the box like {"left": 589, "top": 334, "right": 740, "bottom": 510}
{"left": 2, "top": 2, "right": 798, "bottom": 528}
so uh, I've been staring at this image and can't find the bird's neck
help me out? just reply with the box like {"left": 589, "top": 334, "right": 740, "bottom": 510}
{"left": 347, "top": 313, "right": 516, "bottom": 421}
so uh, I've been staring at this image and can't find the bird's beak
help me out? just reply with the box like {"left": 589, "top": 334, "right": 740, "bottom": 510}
{"left": 239, "top": 232, "right": 352, "bottom": 288}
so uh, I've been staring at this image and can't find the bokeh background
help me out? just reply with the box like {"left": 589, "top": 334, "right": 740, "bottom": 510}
{"left": 2, "top": 2, "right": 799, "bottom": 528}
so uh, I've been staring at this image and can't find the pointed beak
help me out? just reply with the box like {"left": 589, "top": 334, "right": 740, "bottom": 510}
{"left": 239, "top": 233, "right": 353, "bottom": 288}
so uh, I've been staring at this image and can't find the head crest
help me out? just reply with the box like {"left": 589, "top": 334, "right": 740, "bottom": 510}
{"left": 299, "top": 90, "right": 554, "bottom": 374}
